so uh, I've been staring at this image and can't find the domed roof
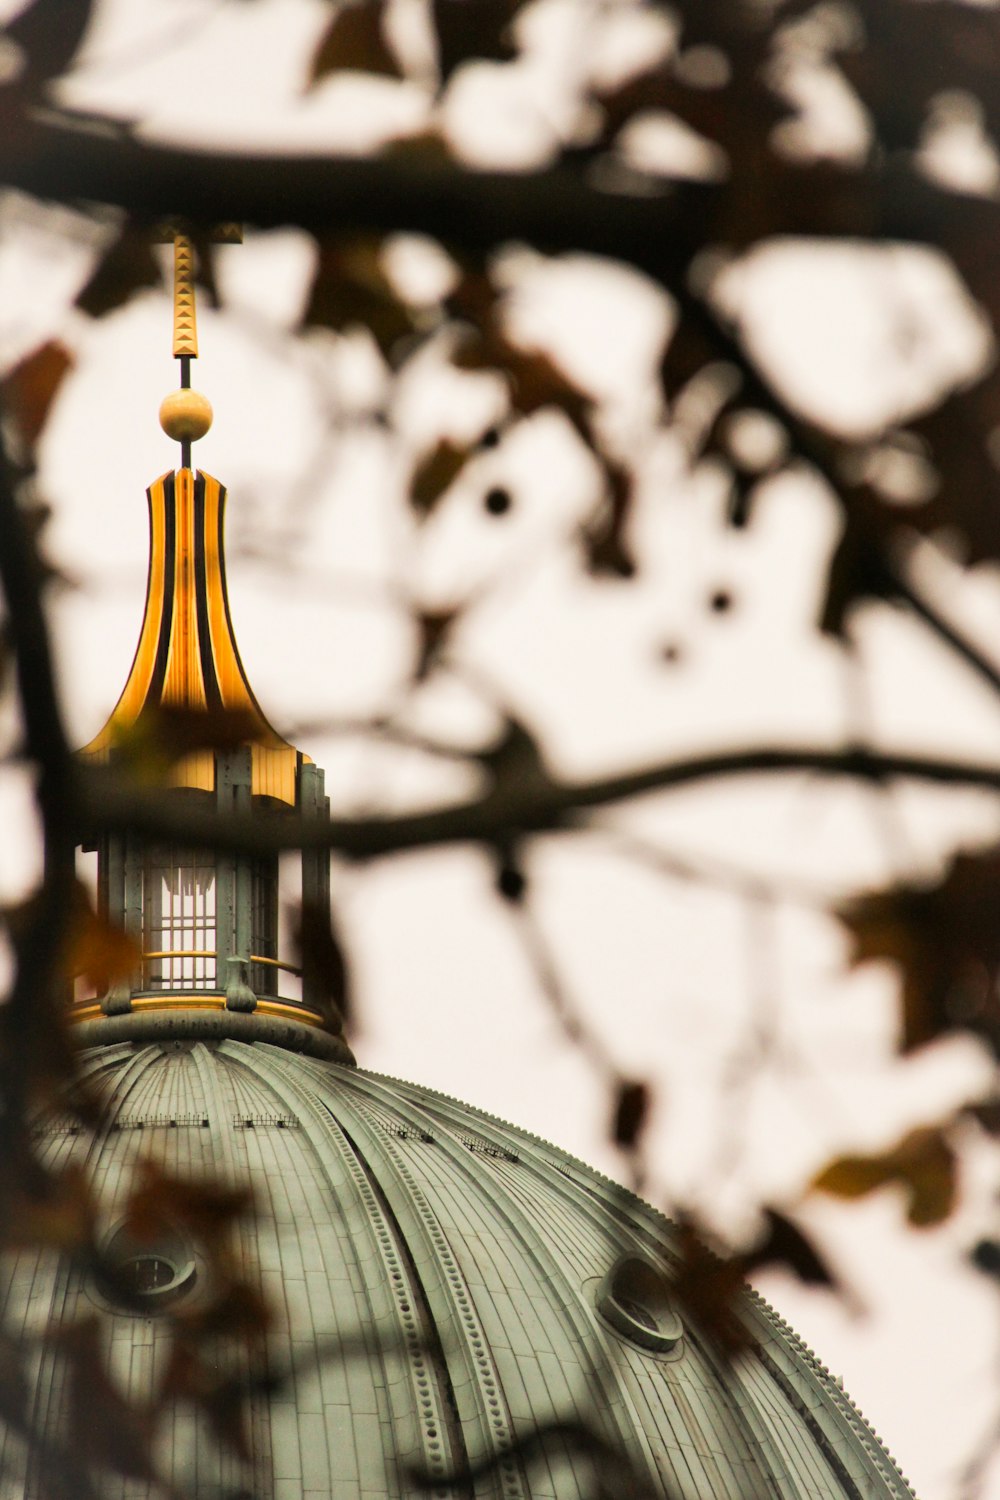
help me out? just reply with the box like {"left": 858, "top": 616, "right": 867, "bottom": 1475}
{"left": 1, "top": 1036, "right": 915, "bottom": 1500}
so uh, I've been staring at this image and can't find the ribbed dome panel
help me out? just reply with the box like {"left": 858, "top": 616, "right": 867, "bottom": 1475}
{"left": 0, "top": 1042, "right": 915, "bottom": 1500}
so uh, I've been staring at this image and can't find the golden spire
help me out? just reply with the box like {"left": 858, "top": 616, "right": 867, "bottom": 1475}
{"left": 80, "top": 221, "right": 303, "bottom": 805}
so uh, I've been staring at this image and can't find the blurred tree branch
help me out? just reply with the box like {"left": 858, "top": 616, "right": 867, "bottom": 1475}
{"left": 0, "top": 109, "right": 991, "bottom": 273}
{"left": 76, "top": 741, "right": 1000, "bottom": 862}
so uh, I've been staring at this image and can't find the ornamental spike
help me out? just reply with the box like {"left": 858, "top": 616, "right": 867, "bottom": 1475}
{"left": 172, "top": 233, "right": 199, "bottom": 359}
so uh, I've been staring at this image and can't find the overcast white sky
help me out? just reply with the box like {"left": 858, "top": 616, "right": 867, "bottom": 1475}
{"left": 5, "top": 2, "right": 1000, "bottom": 1495}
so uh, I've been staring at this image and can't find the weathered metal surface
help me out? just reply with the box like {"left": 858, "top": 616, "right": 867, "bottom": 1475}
{"left": 0, "top": 1043, "right": 915, "bottom": 1500}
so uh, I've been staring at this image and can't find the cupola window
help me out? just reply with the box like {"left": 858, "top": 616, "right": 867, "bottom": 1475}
{"left": 142, "top": 847, "right": 217, "bottom": 990}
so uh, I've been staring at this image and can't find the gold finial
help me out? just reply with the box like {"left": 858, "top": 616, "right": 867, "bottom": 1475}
{"left": 153, "top": 223, "right": 242, "bottom": 461}
{"left": 159, "top": 388, "right": 213, "bottom": 442}
{"left": 172, "top": 234, "right": 198, "bottom": 359}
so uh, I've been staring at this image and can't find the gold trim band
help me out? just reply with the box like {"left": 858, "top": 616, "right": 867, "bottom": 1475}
{"left": 68, "top": 995, "right": 327, "bottom": 1030}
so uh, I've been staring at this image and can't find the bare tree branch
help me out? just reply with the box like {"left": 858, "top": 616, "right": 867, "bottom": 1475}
{"left": 0, "top": 430, "right": 77, "bottom": 1115}
{"left": 0, "top": 109, "right": 993, "bottom": 280}
{"left": 75, "top": 743, "right": 1000, "bottom": 863}
{"left": 677, "top": 283, "right": 1000, "bottom": 701}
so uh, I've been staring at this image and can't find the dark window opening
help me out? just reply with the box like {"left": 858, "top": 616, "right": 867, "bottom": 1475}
{"left": 101, "top": 1224, "right": 196, "bottom": 1314}
{"left": 250, "top": 857, "right": 278, "bottom": 996}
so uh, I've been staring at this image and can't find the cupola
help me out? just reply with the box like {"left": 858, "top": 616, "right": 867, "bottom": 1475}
{"left": 71, "top": 230, "right": 352, "bottom": 1065}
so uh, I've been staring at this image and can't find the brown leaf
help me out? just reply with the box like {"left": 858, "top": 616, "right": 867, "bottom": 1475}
{"left": 413, "top": 608, "right": 457, "bottom": 681}
{"left": 1, "top": 340, "right": 74, "bottom": 452}
{"left": 303, "top": 238, "right": 417, "bottom": 361}
{"left": 842, "top": 1, "right": 1000, "bottom": 154}
{"left": 114, "top": 705, "right": 262, "bottom": 782}
{"left": 160, "top": 1344, "right": 252, "bottom": 1458}
{"left": 309, "top": 1, "right": 400, "bottom": 84}
{"left": 742, "top": 1209, "right": 835, "bottom": 1288}
{"left": 431, "top": 0, "right": 522, "bottom": 84}
{"left": 2, "top": 1162, "right": 96, "bottom": 1254}
{"left": 445, "top": 268, "right": 497, "bottom": 326}
{"left": 0, "top": 1330, "right": 29, "bottom": 1431}
{"left": 819, "top": 508, "right": 897, "bottom": 638}
{"left": 582, "top": 463, "right": 636, "bottom": 579}
{"left": 506, "top": 348, "right": 591, "bottom": 434}
{"left": 379, "top": 128, "right": 454, "bottom": 168}
{"left": 6, "top": 0, "right": 96, "bottom": 89}
{"left": 821, "top": 377, "right": 1000, "bottom": 635}
{"left": 966, "top": 1100, "right": 1000, "bottom": 1135}
{"left": 0, "top": 885, "right": 101, "bottom": 1129}
{"left": 611, "top": 1079, "right": 649, "bottom": 1151}
{"left": 839, "top": 848, "right": 1000, "bottom": 1052}
{"left": 53, "top": 1317, "right": 157, "bottom": 1481}
{"left": 125, "top": 1161, "right": 253, "bottom": 1253}
{"left": 904, "top": 379, "right": 1000, "bottom": 567}
{"left": 591, "top": 6, "right": 793, "bottom": 247}
{"left": 672, "top": 1221, "right": 752, "bottom": 1357}
{"left": 411, "top": 439, "right": 470, "bottom": 515}
{"left": 179, "top": 1280, "right": 271, "bottom": 1345}
{"left": 294, "top": 899, "right": 351, "bottom": 1030}
{"left": 593, "top": 62, "right": 673, "bottom": 142}
{"left": 76, "top": 226, "right": 161, "bottom": 318}
{"left": 658, "top": 315, "right": 718, "bottom": 406}
{"left": 813, "top": 1126, "right": 957, "bottom": 1227}
{"left": 454, "top": 332, "right": 591, "bottom": 435}
{"left": 66, "top": 880, "right": 139, "bottom": 992}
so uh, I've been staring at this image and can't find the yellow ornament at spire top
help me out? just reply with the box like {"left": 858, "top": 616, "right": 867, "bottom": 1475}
{"left": 160, "top": 229, "right": 215, "bottom": 455}
{"left": 159, "top": 388, "right": 212, "bottom": 443}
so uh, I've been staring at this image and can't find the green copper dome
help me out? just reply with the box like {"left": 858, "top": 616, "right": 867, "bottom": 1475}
{"left": 1, "top": 1035, "right": 914, "bottom": 1500}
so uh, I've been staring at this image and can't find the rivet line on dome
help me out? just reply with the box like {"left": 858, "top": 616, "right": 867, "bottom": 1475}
{"left": 365, "top": 1118, "right": 524, "bottom": 1499}
{"left": 315, "top": 1101, "right": 452, "bottom": 1483}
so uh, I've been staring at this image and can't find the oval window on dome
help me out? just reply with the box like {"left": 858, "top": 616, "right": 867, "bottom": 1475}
{"left": 100, "top": 1223, "right": 196, "bottom": 1313}
{"left": 597, "top": 1255, "right": 683, "bottom": 1354}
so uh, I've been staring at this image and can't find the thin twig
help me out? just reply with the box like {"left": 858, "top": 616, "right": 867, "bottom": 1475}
{"left": 678, "top": 284, "right": 1000, "bottom": 704}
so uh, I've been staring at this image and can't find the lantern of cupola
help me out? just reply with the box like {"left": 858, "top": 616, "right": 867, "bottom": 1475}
{"left": 73, "top": 231, "right": 350, "bottom": 1063}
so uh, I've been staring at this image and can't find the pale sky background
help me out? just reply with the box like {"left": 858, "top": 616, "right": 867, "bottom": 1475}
{"left": 4, "top": 2, "right": 1000, "bottom": 1497}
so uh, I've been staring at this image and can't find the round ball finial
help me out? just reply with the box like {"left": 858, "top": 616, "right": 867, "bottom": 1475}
{"left": 159, "top": 389, "right": 213, "bottom": 444}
